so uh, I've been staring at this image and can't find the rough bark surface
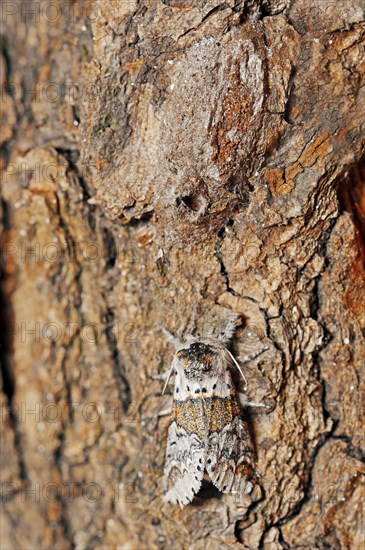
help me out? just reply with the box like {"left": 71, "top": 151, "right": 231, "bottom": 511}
{"left": 1, "top": 1, "right": 364, "bottom": 549}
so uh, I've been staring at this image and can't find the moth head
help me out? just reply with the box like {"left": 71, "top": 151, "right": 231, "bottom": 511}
{"left": 175, "top": 341, "right": 227, "bottom": 380}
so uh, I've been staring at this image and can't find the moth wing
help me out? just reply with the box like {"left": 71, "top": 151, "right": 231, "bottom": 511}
{"left": 207, "top": 415, "right": 257, "bottom": 497}
{"left": 163, "top": 421, "right": 205, "bottom": 508}
{"left": 205, "top": 358, "right": 257, "bottom": 498}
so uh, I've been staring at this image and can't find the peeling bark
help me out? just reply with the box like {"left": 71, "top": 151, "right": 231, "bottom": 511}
{"left": 1, "top": 1, "right": 364, "bottom": 549}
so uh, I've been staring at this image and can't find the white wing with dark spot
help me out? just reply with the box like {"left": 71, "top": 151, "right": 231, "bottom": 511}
{"left": 163, "top": 422, "right": 205, "bottom": 508}
{"left": 207, "top": 415, "right": 257, "bottom": 497}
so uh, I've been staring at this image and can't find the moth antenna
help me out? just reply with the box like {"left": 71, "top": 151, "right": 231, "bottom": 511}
{"left": 226, "top": 349, "right": 248, "bottom": 389}
{"left": 162, "top": 363, "right": 175, "bottom": 395}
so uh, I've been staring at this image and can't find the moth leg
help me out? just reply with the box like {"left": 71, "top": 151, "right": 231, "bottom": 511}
{"left": 156, "top": 390, "right": 173, "bottom": 417}
{"left": 238, "top": 392, "right": 275, "bottom": 413}
{"left": 157, "top": 404, "right": 173, "bottom": 417}
{"left": 230, "top": 345, "right": 269, "bottom": 391}
{"left": 238, "top": 345, "right": 269, "bottom": 364}
{"left": 152, "top": 369, "right": 171, "bottom": 382}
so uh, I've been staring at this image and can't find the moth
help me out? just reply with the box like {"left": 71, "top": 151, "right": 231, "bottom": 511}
{"left": 161, "top": 319, "right": 268, "bottom": 508}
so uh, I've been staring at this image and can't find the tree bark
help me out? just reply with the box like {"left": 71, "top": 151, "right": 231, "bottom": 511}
{"left": 1, "top": 1, "right": 364, "bottom": 549}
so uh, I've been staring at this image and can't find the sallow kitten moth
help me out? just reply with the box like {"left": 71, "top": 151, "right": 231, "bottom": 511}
{"left": 161, "top": 319, "right": 268, "bottom": 508}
